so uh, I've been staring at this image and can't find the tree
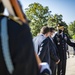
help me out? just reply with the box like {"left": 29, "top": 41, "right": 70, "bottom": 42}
{"left": 47, "top": 14, "right": 69, "bottom": 36}
{"left": 68, "top": 21, "right": 75, "bottom": 38}
{"left": 47, "top": 14, "right": 63, "bottom": 28}
{"left": 25, "top": 2, "right": 69, "bottom": 37}
{"left": 25, "top": 3, "right": 50, "bottom": 36}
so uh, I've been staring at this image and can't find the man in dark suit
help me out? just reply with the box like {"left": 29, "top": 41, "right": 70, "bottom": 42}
{"left": 53, "top": 23, "right": 75, "bottom": 75}
{"left": 0, "top": 1, "right": 40, "bottom": 75}
{"left": 48, "top": 27, "right": 60, "bottom": 75}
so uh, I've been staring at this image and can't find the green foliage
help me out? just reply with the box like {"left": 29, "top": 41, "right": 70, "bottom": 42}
{"left": 25, "top": 3, "right": 49, "bottom": 36}
{"left": 68, "top": 21, "right": 75, "bottom": 38}
{"left": 25, "top": 2, "right": 71, "bottom": 37}
{"left": 72, "top": 34, "right": 75, "bottom": 39}
{"left": 47, "top": 14, "right": 63, "bottom": 27}
{"left": 47, "top": 14, "right": 69, "bottom": 35}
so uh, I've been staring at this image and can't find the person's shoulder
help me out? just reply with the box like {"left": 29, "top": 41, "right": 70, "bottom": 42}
{"left": 33, "top": 36, "right": 38, "bottom": 41}
{"left": 42, "top": 37, "right": 49, "bottom": 43}
{"left": 40, "top": 38, "right": 49, "bottom": 47}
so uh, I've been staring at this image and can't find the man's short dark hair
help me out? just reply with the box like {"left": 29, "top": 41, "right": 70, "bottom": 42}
{"left": 40, "top": 26, "right": 50, "bottom": 34}
{"left": 49, "top": 27, "right": 55, "bottom": 32}
{"left": 0, "top": 2, "right": 5, "bottom": 13}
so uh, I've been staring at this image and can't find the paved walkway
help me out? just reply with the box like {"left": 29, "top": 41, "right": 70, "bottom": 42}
{"left": 66, "top": 55, "right": 75, "bottom": 75}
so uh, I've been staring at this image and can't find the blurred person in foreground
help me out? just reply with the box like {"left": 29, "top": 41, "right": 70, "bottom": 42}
{"left": 0, "top": 0, "right": 40, "bottom": 75}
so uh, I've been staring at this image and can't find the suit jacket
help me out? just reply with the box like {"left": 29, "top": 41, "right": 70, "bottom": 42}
{"left": 48, "top": 37, "right": 59, "bottom": 62}
{"left": 0, "top": 15, "right": 40, "bottom": 75}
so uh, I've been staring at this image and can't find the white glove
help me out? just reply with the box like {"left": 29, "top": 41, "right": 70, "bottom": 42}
{"left": 39, "top": 62, "right": 52, "bottom": 75}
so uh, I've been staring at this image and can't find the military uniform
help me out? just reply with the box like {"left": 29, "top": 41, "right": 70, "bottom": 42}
{"left": 0, "top": 14, "right": 40, "bottom": 75}
{"left": 53, "top": 23, "right": 75, "bottom": 75}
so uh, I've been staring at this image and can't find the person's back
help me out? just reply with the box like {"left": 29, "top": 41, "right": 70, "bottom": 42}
{"left": 0, "top": 1, "right": 40, "bottom": 75}
{"left": 0, "top": 14, "right": 40, "bottom": 75}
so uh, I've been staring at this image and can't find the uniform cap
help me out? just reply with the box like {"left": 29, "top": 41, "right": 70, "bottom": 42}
{"left": 57, "top": 23, "right": 64, "bottom": 29}
{"left": 57, "top": 23, "right": 64, "bottom": 27}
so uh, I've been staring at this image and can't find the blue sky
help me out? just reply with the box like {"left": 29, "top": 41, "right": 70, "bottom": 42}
{"left": 20, "top": 0, "right": 75, "bottom": 25}
{"left": 4, "top": 0, "right": 75, "bottom": 25}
